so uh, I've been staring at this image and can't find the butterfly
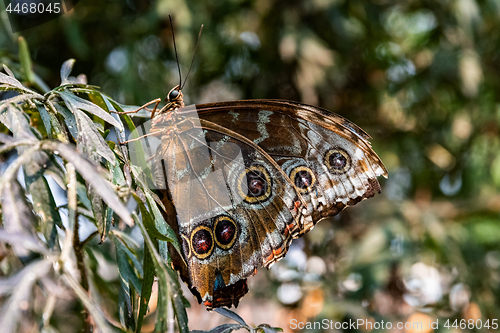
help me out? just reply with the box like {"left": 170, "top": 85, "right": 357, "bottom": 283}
{"left": 117, "top": 19, "right": 387, "bottom": 310}
{"left": 124, "top": 83, "right": 388, "bottom": 310}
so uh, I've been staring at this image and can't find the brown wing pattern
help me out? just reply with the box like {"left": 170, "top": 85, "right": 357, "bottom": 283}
{"left": 195, "top": 100, "right": 388, "bottom": 233}
{"left": 154, "top": 99, "right": 387, "bottom": 309}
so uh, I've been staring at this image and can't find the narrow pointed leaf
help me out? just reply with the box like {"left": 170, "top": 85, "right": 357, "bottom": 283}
{"left": 74, "top": 108, "right": 116, "bottom": 164}
{"left": 113, "top": 237, "right": 142, "bottom": 293}
{"left": 0, "top": 72, "right": 27, "bottom": 91}
{"left": 144, "top": 191, "right": 182, "bottom": 258}
{"left": 36, "top": 104, "right": 52, "bottom": 134}
{"left": 214, "top": 308, "right": 248, "bottom": 326}
{"left": 59, "top": 91, "right": 123, "bottom": 130}
{"left": 3, "top": 65, "right": 15, "bottom": 78}
{"left": 60, "top": 59, "right": 75, "bottom": 85}
{"left": 53, "top": 103, "right": 78, "bottom": 139}
{"left": 136, "top": 244, "right": 155, "bottom": 333}
{"left": 18, "top": 36, "right": 35, "bottom": 85}
{"left": 23, "top": 161, "right": 62, "bottom": 248}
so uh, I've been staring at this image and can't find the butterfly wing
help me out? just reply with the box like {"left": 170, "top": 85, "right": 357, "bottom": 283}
{"left": 154, "top": 100, "right": 387, "bottom": 309}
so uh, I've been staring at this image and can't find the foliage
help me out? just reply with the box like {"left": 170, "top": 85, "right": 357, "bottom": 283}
{"left": 1, "top": 0, "right": 500, "bottom": 332}
{"left": 0, "top": 53, "right": 192, "bottom": 332}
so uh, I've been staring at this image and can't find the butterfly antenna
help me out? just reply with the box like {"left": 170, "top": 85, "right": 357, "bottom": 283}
{"left": 181, "top": 24, "right": 203, "bottom": 90}
{"left": 169, "top": 15, "right": 182, "bottom": 89}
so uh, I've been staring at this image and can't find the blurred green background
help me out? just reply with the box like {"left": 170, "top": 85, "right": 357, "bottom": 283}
{"left": 1, "top": 0, "right": 500, "bottom": 332}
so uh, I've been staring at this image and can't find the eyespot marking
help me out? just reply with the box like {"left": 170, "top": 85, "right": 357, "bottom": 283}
{"left": 191, "top": 225, "right": 214, "bottom": 259}
{"left": 238, "top": 164, "right": 272, "bottom": 204}
{"left": 290, "top": 166, "right": 317, "bottom": 193}
{"left": 325, "top": 148, "right": 351, "bottom": 174}
{"left": 214, "top": 216, "right": 238, "bottom": 250}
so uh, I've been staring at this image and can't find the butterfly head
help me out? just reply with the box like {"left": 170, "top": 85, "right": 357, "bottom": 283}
{"left": 167, "top": 85, "right": 184, "bottom": 104}
{"left": 158, "top": 85, "right": 184, "bottom": 117}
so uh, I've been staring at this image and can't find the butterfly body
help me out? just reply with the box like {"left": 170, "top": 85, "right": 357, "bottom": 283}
{"left": 150, "top": 86, "right": 387, "bottom": 309}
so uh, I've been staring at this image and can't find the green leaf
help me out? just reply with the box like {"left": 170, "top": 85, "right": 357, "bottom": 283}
{"left": 256, "top": 324, "right": 284, "bottom": 333}
{"left": 133, "top": 213, "right": 189, "bottom": 333}
{"left": 214, "top": 308, "right": 248, "bottom": 327}
{"left": 60, "top": 59, "right": 76, "bottom": 85}
{"left": 59, "top": 91, "right": 123, "bottom": 130}
{"left": 144, "top": 191, "right": 182, "bottom": 260}
{"left": 118, "top": 275, "right": 135, "bottom": 330}
{"left": 23, "top": 161, "right": 62, "bottom": 249}
{"left": 74, "top": 108, "right": 116, "bottom": 164}
{"left": 113, "top": 237, "right": 143, "bottom": 293}
{"left": 76, "top": 181, "right": 93, "bottom": 211}
{"left": 88, "top": 184, "right": 106, "bottom": 240}
{"left": 110, "top": 230, "right": 140, "bottom": 249}
{"left": 104, "top": 206, "right": 114, "bottom": 242}
{"left": 122, "top": 115, "right": 151, "bottom": 181}
{"left": 39, "top": 102, "right": 68, "bottom": 142}
{"left": 36, "top": 104, "right": 52, "bottom": 135}
{"left": 108, "top": 158, "right": 127, "bottom": 186}
{"left": 18, "top": 36, "right": 35, "bottom": 85}
{"left": 135, "top": 194, "right": 176, "bottom": 245}
{"left": 115, "top": 236, "right": 143, "bottom": 276}
{"left": 53, "top": 103, "right": 78, "bottom": 139}
{"left": 136, "top": 244, "right": 155, "bottom": 333}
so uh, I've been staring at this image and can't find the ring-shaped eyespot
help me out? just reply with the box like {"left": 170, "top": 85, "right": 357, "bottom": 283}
{"left": 181, "top": 234, "right": 191, "bottom": 258}
{"left": 237, "top": 165, "right": 272, "bottom": 204}
{"left": 290, "top": 166, "right": 317, "bottom": 193}
{"left": 214, "top": 216, "right": 238, "bottom": 250}
{"left": 190, "top": 225, "right": 214, "bottom": 259}
{"left": 324, "top": 148, "right": 351, "bottom": 174}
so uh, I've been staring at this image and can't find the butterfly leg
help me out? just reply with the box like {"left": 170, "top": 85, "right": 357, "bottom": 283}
{"left": 119, "top": 129, "right": 165, "bottom": 145}
{"left": 147, "top": 154, "right": 156, "bottom": 163}
{"left": 110, "top": 98, "right": 162, "bottom": 115}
